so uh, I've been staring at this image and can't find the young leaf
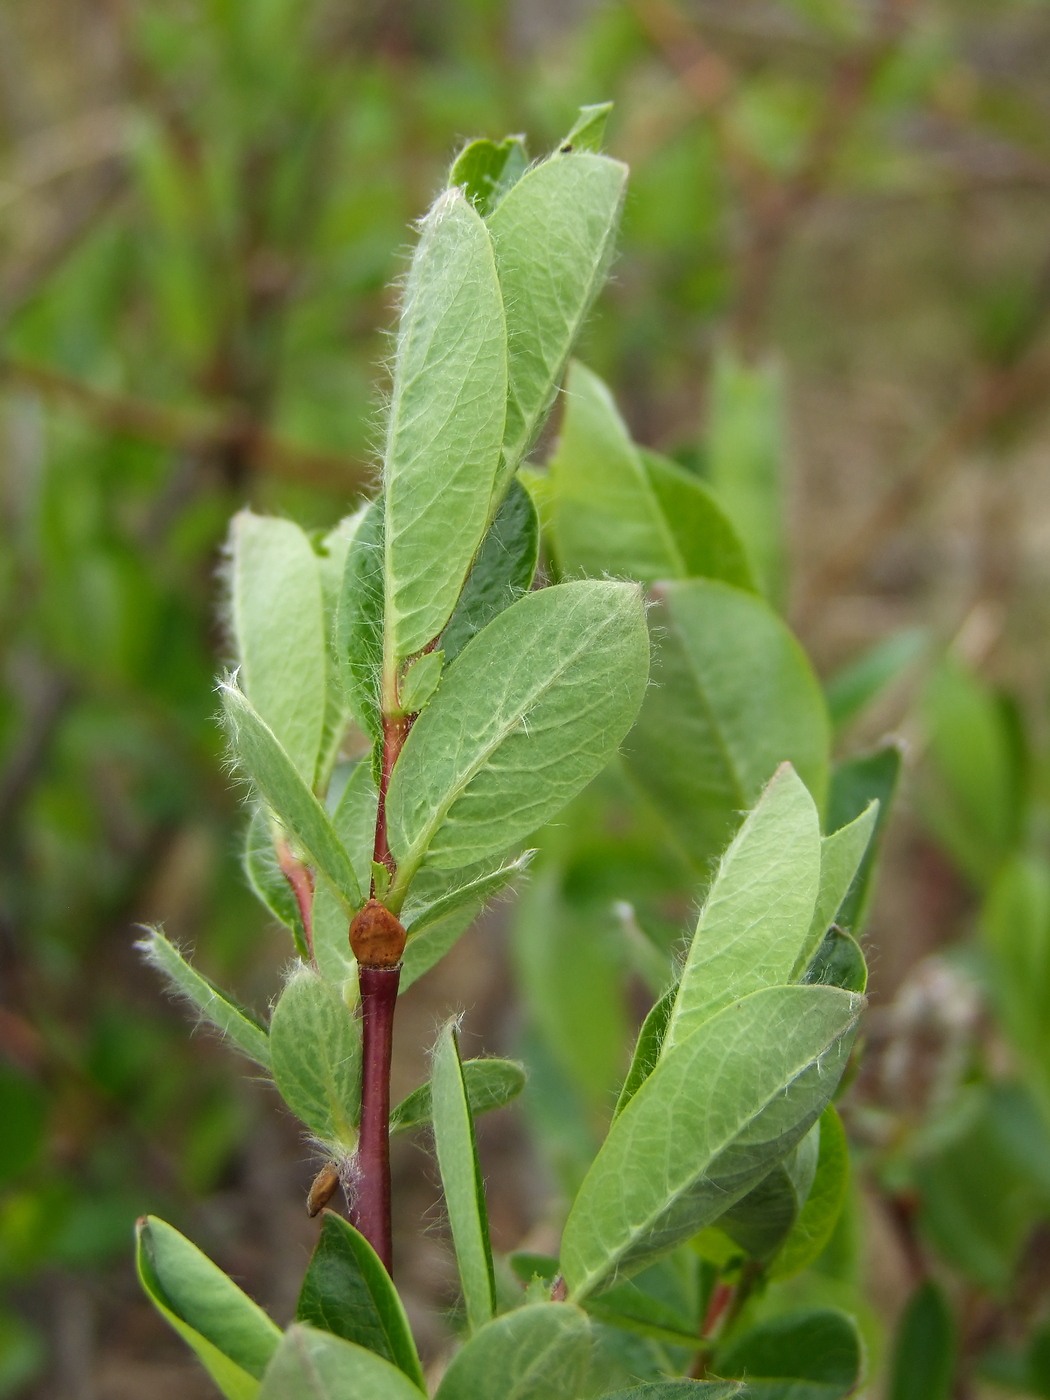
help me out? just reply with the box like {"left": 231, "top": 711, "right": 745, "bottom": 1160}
{"left": 228, "top": 511, "right": 327, "bottom": 784}
{"left": 614, "top": 982, "right": 677, "bottom": 1118}
{"left": 383, "top": 188, "right": 507, "bottom": 664}
{"left": 403, "top": 852, "right": 532, "bottom": 942}
{"left": 716, "top": 1308, "right": 862, "bottom": 1396}
{"left": 560, "top": 102, "right": 613, "bottom": 152}
{"left": 296, "top": 1213, "right": 425, "bottom": 1390}
{"left": 390, "top": 1057, "right": 525, "bottom": 1134}
{"left": 827, "top": 744, "right": 902, "bottom": 932}
{"left": 769, "top": 1105, "right": 850, "bottom": 1280}
{"left": 440, "top": 478, "right": 539, "bottom": 663}
{"left": 137, "top": 928, "right": 271, "bottom": 1070}
{"left": 825, "top": 626, "right": 928, "bottom": 733}
{"left": 802, "top": 927, "right": 868, "bottom": 994}
{"left": 560, "top": 984, "right": 862, "bottom": 1300}
{"left": 793, "top": 801, "right": 878, "bottom": 977}
{"left": 433, "top": 1303, "right": 592, "bottom": 1400}
{"left": 269, "top": 967, "right": 360, "bottom": 1147}
{"left": 449, "top": 135, "right": 528, "bottom": 215}
{"left": 312, "top": 885, "right": 357, "bottom": 988}
{"left": 387, "top": 580, "right": 649, "bottom": 881}
{"left": 621, "top": 580, "right": 829, "bottom": 874}
{"left": 399, "top": 651, "right": 443, "bottom": 715}
{"left": 336, "top": 498, "right": 384, "bottom": 746}
{"left": 641, "top": 450, "right": 756, "bottom": 591}
{"left": 221, "top": 683, "right": 362, "bottom": 914}
{"left": 258, "top": 1324, "right": 425, "bottom": 1399}
{"left": 137, "top": 1216, "right": 281, "bottom": 1397}
{"left": 887, "top": 1280, "right": 955, "bottom": 1400}
{"left": 243, "top": 807, "right": 308, "bottom": 955}
{"left": 716, "top": 1124, "right": 820, "bottom": 1263}
{"left": 331, "top": 759, "right": 380, "bottom": 895}
{"left": 583, "top": 1253, "right": 705, "bottom": 1349}
{"left": 431, "top": 1022, "right": 496, "bottom": 1333}
{"left": 663, "top": 765, "right": 821, "bottom": 1053}
{"left": 487, "top": 152, "right": 627, "bottom": 480}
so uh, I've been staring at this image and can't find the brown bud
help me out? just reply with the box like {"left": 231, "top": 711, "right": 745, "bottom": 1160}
{"left": 307, "top": 1162, "right": 340, "bottom": 1217}
{"left": 349, "top": 899, "right": 407, "bottom": 969}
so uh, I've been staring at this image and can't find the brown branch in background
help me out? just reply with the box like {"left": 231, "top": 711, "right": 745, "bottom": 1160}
{"left": 0, "top": 355, "right": 371, "bottom": 493}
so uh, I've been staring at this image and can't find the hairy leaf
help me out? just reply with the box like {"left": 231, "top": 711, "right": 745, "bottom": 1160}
{"left": 449, "top": 135, "right": 528, "bottom": 215}
{"left": 258, "top": 1324, "right": 424, "bottom": 1399}
{"left": 388, "top": 580, "right": 648, "bottom": 879}
{"left": 802, "top": 927, "right": 867, "bottom": 994}
{"left": 243, "top": 807, "right": 308, "bottom": 956}
{"left": 399, "top": 651, "right": 443, "bottom": 714}
{"left": 770, "top": 1105, "right": 850, "bottom": 1280}
{"left": 641, "top": 451, "right": 755, "bottom": 591}
{"left": 599, "top": 1387, "right": 742, "bottom": 1399}
{"left": 431, "top": 1023, "right": 496, "bottom": 1332}
{"left": 794, "top": 801, "right": 878, "bottom": 977}
{"left": 391, "top": 1057, "right": 525, "bottom": 1134}
{"left": 296, "top": 1213, "right": 425, "bottom": 1390}
{"left": 561, "top": 984, "right": 861, "bottom": 1299}
{"left": 383, "top": 188, "right": 507, "bottom": 663}
{"left": 614, "top": 983, "right": 677, "bottom": 1118}
{"left": 827, "top": 744, "right": 902, "bottom": 933}
{"left": 434, "top": 1304, "right": 592, "bottom": 1400}
{"left": 269, "top": 968, "right": 360, "bottom": 1147}
{"left": 336, "top": 499, "right": 384, "bottom": 745}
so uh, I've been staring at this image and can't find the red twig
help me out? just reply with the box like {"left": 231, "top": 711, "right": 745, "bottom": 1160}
{"left": 352, "top": 965, "right": 400, "bottom": 1273}
{"left": 371, "top": 713, "right": 410, "bottom": 885}
{"left": 276, "top": 838, "right": 316, "bottom": 961}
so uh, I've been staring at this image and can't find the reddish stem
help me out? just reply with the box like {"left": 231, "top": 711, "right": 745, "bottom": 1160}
{"left": 352, "top": 965, "right": 400, "bottom": 1273}
{"left": 372, "top": 713, "right": 411, "bottom": 885}
{"left": 276, "top": 839, "right": 315, "bottom": 959}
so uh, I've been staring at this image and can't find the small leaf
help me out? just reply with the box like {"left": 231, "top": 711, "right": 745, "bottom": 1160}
{"left": 433, "top": 1303, "right": 592, "bottom": 1400}
{"left": 561, "top": 984, "right": 862, "bottom": 1300}
{"left": 243, "top": 807, "right": 308, "bottom": 955}
{"left": 390, "top": 1058, "right": 525, "bottom": 1134}
{"left": 793, "top": 802, "right": 878, "bottom": 977}
{"left": 716, "top": 1308, "right": 862, "bottom": 1396}
{"left": 825, "top": 627, "right": 928, "bottom": 732}
{"left": 827, "top": 744, "right": 902, "bottom": 932}
{"left": 449, "top": 135, "right": 528, "bottom": 215}
{"left": 384, "top": 188, "right": 507, "bottom": 663}
{"left": 441, "top": 478, "right": 539, "bottom": 663}
{"left": 431, "top": 1022, "right": 496, "bottom": 1333}
{"left": 269, "top": 967, "right": 360, "bottom": 1147}
{"left": 137, "top": 1216, "right": 281, "bottom": 1398}
{"left": 331, "top": 760, "right": 380, "bottom": 896}
{"left": 387, "top": 580, "right": 649, "bottom": 880}
{"left": 716, "top": 1124, "right": 820, "bottom": 1263}
{"left": 614, "top": 983, "right": 677, "bottom": 1119}
{"left": 399, "top": 651, "right": 443, "bottom": 715}
{"left": 487, "top": 153, "right": 627, "bottom": 481}
{"left": 641, "top": 450, "right": 756, "bottom": 591}
{"left": 221, "top": 683, "right": 362, "bottom": 914}
{"left": 770, "top": 1105, "right": 850, "bottom": 1280}
{"left": 403, "top": 853, "right": 532, "bottom": 942}
{"left": 371, "top": 861, "right": 391, "bottom": 899}
{"left": 802, "top": 926, "right": 867, "bottom": 994}
{"left": 296, "top": 1213, "right": 425, "bottom": 1390}
{"left": 336, "top": 498, "right": 384, "bottom": 746}
{"left": 137, "top": 928, "right": 270, "bottom": 1070}
{"left": 663, "top": 765, "right": 821, "bottom": 1053}
{"left": 559, "top": 103, "right": 613, "bottom": 152}
{"left": 227, "top": 511, "right": 327, "bottom": 784}
{"left": 258, "top": 1324, "right": 425, "bottom": 1399}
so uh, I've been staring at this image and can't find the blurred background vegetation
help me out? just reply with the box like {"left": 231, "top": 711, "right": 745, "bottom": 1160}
{"left": 3, "top": 0, "right": 1050, "bottom": 1395}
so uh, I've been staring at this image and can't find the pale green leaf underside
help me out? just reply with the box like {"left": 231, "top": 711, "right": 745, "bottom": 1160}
{"left": 269, "top": 967, "right": 361, "bottom": 1147}
{"left": 794, "top": 801, "right": 879, "bottom": 978}
{"left": 487, "top": 152, "right": 627, "bottom": 483}
{"left": 391, "top": 1056, "right": 525, "bottom": 1134}
{"left": 561, "top": 984, "right": 862, "bottom": 1300}
{"left": 664, "top": 764, "right": 821, "bottom": 1052}
{"left": 388, "top": 580, "right": 648, "bottom": 874}
{"left": 137, "top": 927, "right": 271, "bottom": 1070}
{"left": 434, "top": 1303, "right": 593, "bottom": 1400}
{"left": 229, "top": 511, "right": 327, "bottom": 785}
{"left": 431, "top": 1023, "right": 496, "bottom": 1333}
{"left": 384, "top": 188, "right": 507, "bottom": 662}
{"left": 221, "top": 684, "right": 362, "bottom": 914}
{"left": 243, "top": 807, "right": 308, "bottom": 956}
{"left": 259, "top": 1324, "right": 425, "bottom": 1399}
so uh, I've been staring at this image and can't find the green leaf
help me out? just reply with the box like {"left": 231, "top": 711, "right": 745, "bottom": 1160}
{"left": 641, "top": 451, "right": 756, "bottom": 591}
{"left": 826, "top": 744, "right": 901, "bottom": 933}
{"left": 716, "top": 1309, "right": 862, "bottom": 1395}
{"left": 793, "top": 802, "right": 877, "bottom": 977}
{"left": 269, "top": 967, "right": 360, "bottom": 1147}
{"left": 560, "top": 102, "right": 613, "bottom": 152}
{"left": 598, "top": 1387, "right": 742, "bottom": 1399}
{"left": 583, "top": 1252, "right": 704, "bottom": 1349}
{"left": 403, "top": 853, "right": 532, "bottom": 943}
{"left": 221, "top": 683, "right": 362, "bottom": 914}
{"left": 387, "top": 580, "right": 649, "bottom": 881}
{"left": 802, "top": 927, "right": 867, "bottom": 994}
{"left": 431, "top": 1022, "right": 496, "bottom": 1332}
{"left": 887, "top": 1280, "right": 955, "bottom": 1400}
{"left": 399, "top": 651, "right": 444, "bottom": 715}
{"left": 390, "top": 1057, "right": 525, "bottom": 1134}
{"left": 621, "top": 580, "right": 829, "bottom": 873}
{"left": 296, "top": 1213, "right": 425, "bottom": 1390}
{"left": 331, "top": 760, "right": 380, "bottom": 896}
{"left": 981, "top": 856, "right": 1050, "bottom": 1105}
{"left": 258, "top": 1324, "right": 425, "bottom": 1399}
{"left": 433, "top": 1303, "right": 592, "bottom": 1400}
{"left": 449, "top": 135, "right": 528, "bottom": 215}
{"left": 228, "top": 511, "right": 327, "bottom": 784}
{"left": 383, "top": 188, "right": 507, "bottom": 663}
{"left": 717, "top": 1124, "right": 820, "bottom": 1263}
{"left": 441, "top": 478, "right": 539, "bottom": 663}
{"left": 136, "top": 1216, "right": 281, "bottom": 1397}
{"left": 614, "top": 982, "right": 677, "bottom": 1118}
{"left": 825, "top": 627, "right": 928, "bottom": 732}
{"left": 243, "top": 807, "right": 308, "bottom": 956}
{"left": 769, "top": 1105, "right": 850, "bottom": 1280}
{"left": 663, "top": 765, "right": 821, "bottom": 1052}
{"left": 561, "top": 984, "right": 861, "bottom": 1300}
{"left": 336, "top": 498, "right": 384, "bottom": 746}
{"left": 487, "top": 153, "right": 627, "bottom": 480}
{"left": 137, "top": 928, "right": 271, "bottom": 1070}
{"left": 704, "top": 350, "right": 785, "bottom": 605}
{"left": 0, "top": 1066, "right": 45, "bottom": 1184}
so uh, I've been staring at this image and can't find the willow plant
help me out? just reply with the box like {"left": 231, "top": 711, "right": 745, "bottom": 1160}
{"left": 135, "top": 109, "right": 875, "bottom": 1399}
